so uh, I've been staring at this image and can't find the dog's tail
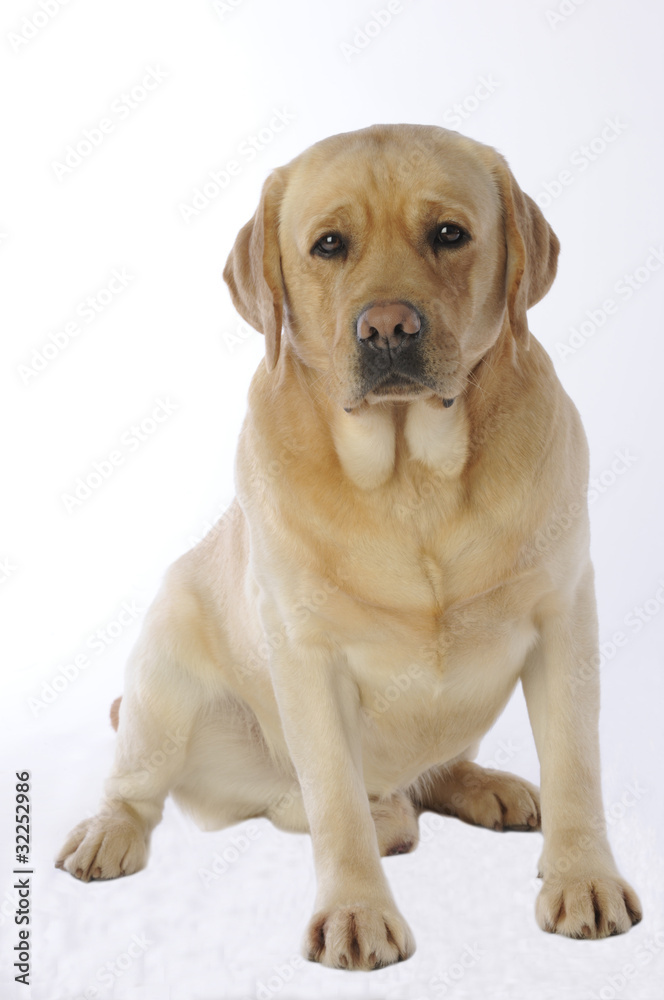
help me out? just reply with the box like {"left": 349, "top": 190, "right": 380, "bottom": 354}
{"left": 110, "top": 695, "right": 122, "bottom": 732}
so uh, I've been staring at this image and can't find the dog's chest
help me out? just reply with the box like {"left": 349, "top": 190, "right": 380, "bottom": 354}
{"left": 324, "top": 495, "right": 542, "bottom": 785}
{"left": 325, "top": 457, "right": 530, "bottom": 625}
{"left": 346, "top": 593, "right": 538, "bottom": 789}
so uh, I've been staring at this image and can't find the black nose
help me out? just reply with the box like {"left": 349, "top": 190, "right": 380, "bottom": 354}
{"left": 356, "top": 301, "right": 421, "bottom": 351}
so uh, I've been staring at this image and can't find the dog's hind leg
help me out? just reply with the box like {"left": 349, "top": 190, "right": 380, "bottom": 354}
{"left": 55, "top": 574, "right": 215, "bottom": 881}
{"left": 170, "top": 706, "right": 421, "bottom": 858}
{"left": 370, "top": 791, "right": 420, "bottom": 856}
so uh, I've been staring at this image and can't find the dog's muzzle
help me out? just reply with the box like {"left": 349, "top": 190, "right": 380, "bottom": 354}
{"left": 351, "top": 300, "right": 455, "bottom": 408}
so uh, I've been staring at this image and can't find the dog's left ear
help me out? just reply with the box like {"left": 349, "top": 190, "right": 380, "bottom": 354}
{"left": 223, "top": 169, "right": 286, "bottom": 372}
{"left": 493, "top": 157, "right": 560, "bottom": 350}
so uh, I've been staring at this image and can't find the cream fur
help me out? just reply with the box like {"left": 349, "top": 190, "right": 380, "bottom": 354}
{"left": 331, "top": 403, "right": 396, "bottom": 489}
{"left": 403, "top": 396, "right": 469, "bottom": 475}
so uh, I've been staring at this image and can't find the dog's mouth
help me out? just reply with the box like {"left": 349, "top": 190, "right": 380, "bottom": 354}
{"left": 360, "top": 372, "right": 456, "bottom": 408}
{"left": 352, "top": 322, "right": 459, "bottom": 408}
{"left": 369, "top": 372, "right": 426, "bottom": 396}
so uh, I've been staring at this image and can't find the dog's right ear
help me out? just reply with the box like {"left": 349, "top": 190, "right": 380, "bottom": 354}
{"left": 223, "top": 169, "right": 286, "bottom": 372}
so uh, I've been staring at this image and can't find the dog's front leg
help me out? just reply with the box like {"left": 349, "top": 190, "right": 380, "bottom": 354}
{"left": 271, "top": 641, "right": 415, "bottom": 970}
{"left": 522, "top": 567, "right": 642, "bottom": 938}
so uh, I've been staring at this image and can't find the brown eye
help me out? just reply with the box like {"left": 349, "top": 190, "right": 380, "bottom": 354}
{"left": 435, "top": 223, "right": 468, "bottom": 247}
{"left": 312, "top": 233, "right": 344, "bottom": 257}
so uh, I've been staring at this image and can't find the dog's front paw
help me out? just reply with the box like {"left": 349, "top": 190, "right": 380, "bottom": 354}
{"left": 304, "top": 903, "right": 415, "bottom": 970}
{"left": 537, "top": 873, "right": 642, "bottom": 939}
{"left": 55, "top": 807, "right": 149, "bottom": 882}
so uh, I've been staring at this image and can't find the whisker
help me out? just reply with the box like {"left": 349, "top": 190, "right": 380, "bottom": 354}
{"left": 455, "top": 369, "right": 486, "bottom": 401}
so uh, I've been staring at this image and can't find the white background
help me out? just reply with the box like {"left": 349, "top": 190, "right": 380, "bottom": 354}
{"left": 1, "top": 0, "right": 663, "bottom": 997}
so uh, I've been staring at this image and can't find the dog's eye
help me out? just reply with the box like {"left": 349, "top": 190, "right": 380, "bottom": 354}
{"left": 312, "top": 233, "right": 344, "bottom": 257}
{"left": 434, "top": 223, "right": 468, "bottom": 247}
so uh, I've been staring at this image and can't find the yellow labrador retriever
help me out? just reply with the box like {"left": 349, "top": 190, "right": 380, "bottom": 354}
{"left": 56, "top": 124, "right": 641, "bottom": 969}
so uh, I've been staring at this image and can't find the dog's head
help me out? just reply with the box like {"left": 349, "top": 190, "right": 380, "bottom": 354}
{"left": 223, "top": 124, "right": 559, "bottom": 410}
